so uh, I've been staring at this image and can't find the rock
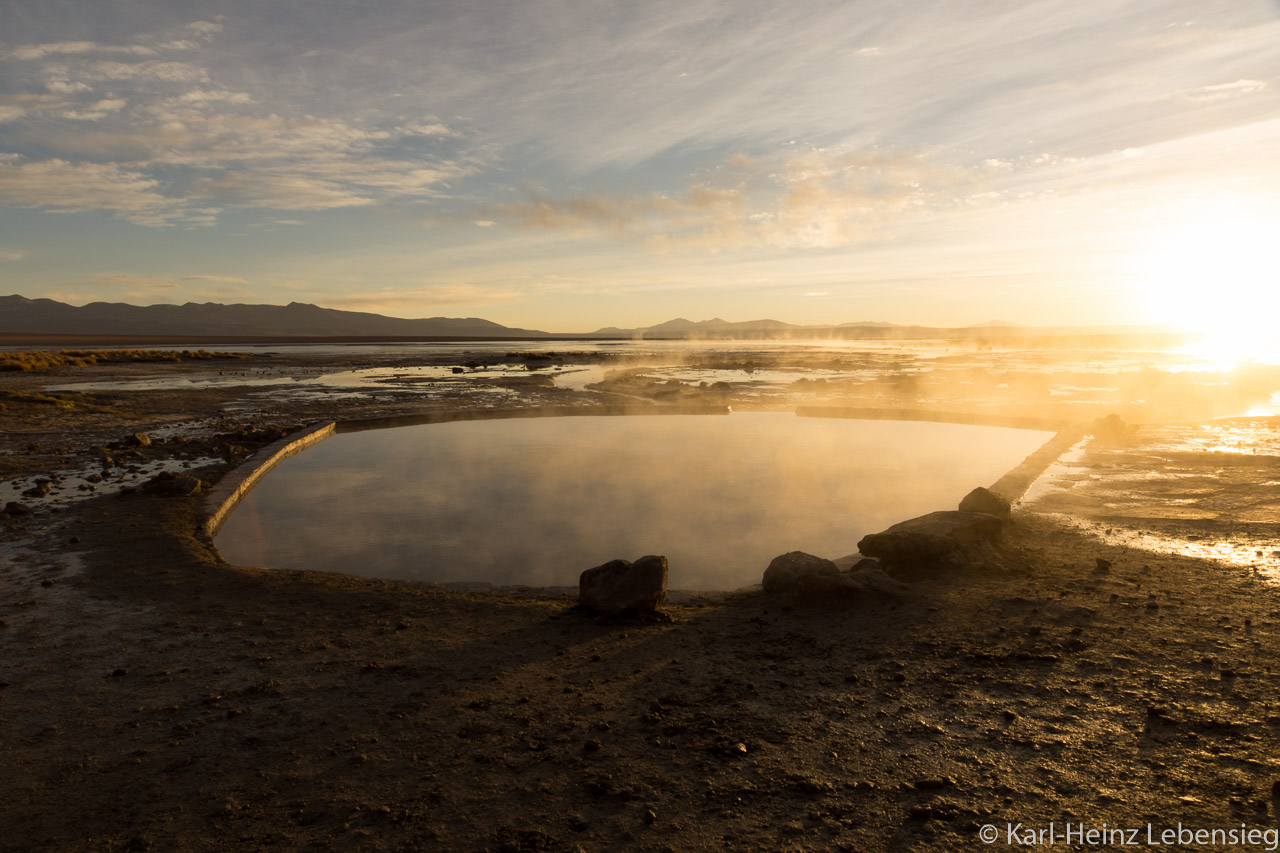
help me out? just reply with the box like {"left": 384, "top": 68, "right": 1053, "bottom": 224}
{"left": 958, "top": 486, "right": 1011, "bottom": 518}
{"left": 1093, "top": 413, "right": 1133, "bottom": 440}
{"left": 831, "top": 554, "right": 881, "bottom": 571}
{"left": 914, "top": 777, "right": 954, "bottom": 790}
{"left": 1094, "top": 557, "right": 1112, "bottom": 573}
{"left": 794, "top": 565, "right": 911, "bottom": 602}
{"left": 130, "top": 432, "right": 152, "bottom": 447}
{"left": 142, "top": 472, "right": 204, "bottom": 497}
{"left": 856, "top": 510, "right": 1005, "bottom": 573}
{"left": 2, "top": 501, "right": 31, "bottom": 515}
{"left": 794, "top": 572, "right": 865, "bottom": 601}
{"left": 762, "top": 551, "right": 838, "bottom": 594}
{"left": 849, "top": 565, "right": 911, "bottom": 597}
{"left": 22, "top": 482, "right": 50, "bottom": 498}
{"left": 578, "top": 555, "right": 667, "bottom": 616}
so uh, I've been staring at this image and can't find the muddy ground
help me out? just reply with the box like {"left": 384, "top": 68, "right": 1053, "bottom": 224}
{"left": 3, "top": 348, "right": 1280, "bottom": 852}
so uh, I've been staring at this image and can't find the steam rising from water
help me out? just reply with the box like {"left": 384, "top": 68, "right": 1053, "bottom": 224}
{"left": 216, "top": 412, "right": 1050, "bottom": 589}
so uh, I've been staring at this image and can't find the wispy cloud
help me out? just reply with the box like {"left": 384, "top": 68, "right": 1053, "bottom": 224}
{"left": 484, "top": 148, "right": 975, "bottom": 250}
{"left": 321, "top": 282, "right": 526, "bottom": 312}
{"left": 1172, "top": 79, "right": 1268, "bottom": 102}
{"left": 180, "top": 274, "right": 249, "bottom": 285}
{"left": 50, "top": 271, "right": 260, "bottom": 305}
{"left": 0, "top": 248, "right": 27, "bottom": 261}
{"left": 8, "top": 42, "right": 157, "bottom": 61}
{"left": 0, "top": 19, "right": 479, "bottom": 225}
{"left": 61, "top": 97, "right": 126, "bottom": 120}
{"left": 0, "top": 154, "right": 185, "bottom": 227}
{"left": 95, "top": 274, "right": 175, "bottom": 288}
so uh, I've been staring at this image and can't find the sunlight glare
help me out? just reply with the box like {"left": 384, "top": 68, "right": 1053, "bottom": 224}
{"left": 1131, "top": 198, "right": 1280, "bottom": 367}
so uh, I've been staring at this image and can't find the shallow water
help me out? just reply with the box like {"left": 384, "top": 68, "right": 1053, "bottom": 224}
{"left": 43, "top": 337, "right": 1280, "bottom": 418}
{"left": 215, "top": 412, "right": 1051, "bottom": 589}
{"left": 1020, "top": 418, "right": 1280, "bottom": 574}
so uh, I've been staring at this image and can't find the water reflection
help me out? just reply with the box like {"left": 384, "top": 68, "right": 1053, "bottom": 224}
{"left": 215, "top": 412, "right": 1051, "bottom": 589}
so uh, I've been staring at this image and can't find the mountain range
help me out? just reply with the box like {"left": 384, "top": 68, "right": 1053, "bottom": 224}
{"left": 2, "top": 294, "right": 1151, "bottom": 341}
{"left": 0, "top": 295, "right": 551, "bottom": 338}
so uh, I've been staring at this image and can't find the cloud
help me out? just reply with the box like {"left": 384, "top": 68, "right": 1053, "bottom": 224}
{"left": 52, "top": 271, "right": 254, "bottom": 305}
{"left": 45, "top": 275, "right": 181, "bottom": 304}
{"left": 82, "top": 59, "right": 209, "bottom": 83}
{"left": 322, "top": 282, "right": 525, "bottom": 312}
{"left": 61, "top": 98, "right": 127, "bottom": 120}
{"left": 0, "top": 43, "right": 477, "bottom": 222}
{"left": 95, "top": 274, "right": 175, "bottom": 287}
{"left": 403, "top": 121, "right": 456, "bottom": 137}
{"left": 177, "top": 89, "right": 253, "bottom": 104}
{"left": 0, "top": 249, "right": 27, "bottom": 261}
{"left": 180, "top": 274, "right": 249, "bottom": 285}
{"left": 1172, "top": 79, "right": 1268, "bottom": 102}
{"left": 45, "top": 80, "right": 91, "bottom": 94}
{"left": 0, "top": 154, "right": 188, "bottom": 226}
{"left": 186, "top": 21, "right": 223, "bottom": 36}
{"left": 483, "top": 148, "right": 975, "bottom": 250}
{"left": 8, "top": 42, "right": 155, "bottom": 61}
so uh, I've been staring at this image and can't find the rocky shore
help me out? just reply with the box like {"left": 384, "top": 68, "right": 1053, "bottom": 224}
{"left": 3, "top": 349, "right": 1280, "bottom": 851}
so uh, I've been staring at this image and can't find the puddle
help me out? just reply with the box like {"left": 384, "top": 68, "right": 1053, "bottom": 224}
{"left": 4, "top": 456, "right": 223, "bottom": 510}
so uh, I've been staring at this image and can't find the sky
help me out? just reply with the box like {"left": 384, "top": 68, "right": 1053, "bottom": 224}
{"left": 2, "top": 0, "right": 1279, "bottom": 333}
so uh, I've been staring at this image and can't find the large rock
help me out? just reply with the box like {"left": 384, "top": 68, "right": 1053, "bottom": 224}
{"left": 142, "top": 472, "right": 204, "bottom": 497}
{"left": 959, "top": 486, "right": 1011, "bottom": 518}
{"left": 579, "top": 555, "right": 668, "bottom": 616}
{"left": 794, "top": 572, "right": 864, "bottom": 601}
{"left": 1092, "top": 413, "right": 1133, "bottom": 440}
{"left": 793, "top": 561, "right": 912, "bottom": 602}
{"left": 762, "top": 551, "right": 839, "bottom": 595}
{"left": 856, "top": 511, "right": 1005, "bottom": 573}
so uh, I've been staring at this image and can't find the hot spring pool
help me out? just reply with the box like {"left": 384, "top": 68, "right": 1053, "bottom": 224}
{"left": 214, "top": 412, "right": 1051, "bottom": 590}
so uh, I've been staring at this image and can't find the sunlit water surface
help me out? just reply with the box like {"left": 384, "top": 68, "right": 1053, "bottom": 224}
{"left": 39, "top": 336, "right": 1280, "bottom": 417}
{"left": 215, "top": 412, "right": 1051, "bottom": 589}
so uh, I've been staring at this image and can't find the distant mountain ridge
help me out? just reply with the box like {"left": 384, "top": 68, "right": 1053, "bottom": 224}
{"left": 0, "top": 295, "right": 553, "bottom": 338}
{"left": 586, "top": 316, "right": 1030, "bottom": 339}
{"left": 1, "top": 295, "right": 1168, "bottom": 341}
{"left": 591, "top": 317, "right": 901, "bottom": 337}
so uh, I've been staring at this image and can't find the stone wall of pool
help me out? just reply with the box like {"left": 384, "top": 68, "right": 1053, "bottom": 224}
{"left": 203, "top": 406, "right": 1091, "bottom": 589}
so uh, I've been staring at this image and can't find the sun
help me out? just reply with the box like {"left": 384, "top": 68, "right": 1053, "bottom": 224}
{"left": 1129, "top": 197, "right": 1280, "bottom": 365}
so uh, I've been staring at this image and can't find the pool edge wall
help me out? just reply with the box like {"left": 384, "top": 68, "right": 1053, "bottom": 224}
{"left": 205, "top": 406, "right": 1090, "bottom": 572}
{"left": 202, "top": 421, "right": 337, "bottom": 538}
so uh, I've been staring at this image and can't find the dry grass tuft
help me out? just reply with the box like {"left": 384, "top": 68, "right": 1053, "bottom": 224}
{"left": 0, "top": 348, "right": 247, "bottom": 372}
